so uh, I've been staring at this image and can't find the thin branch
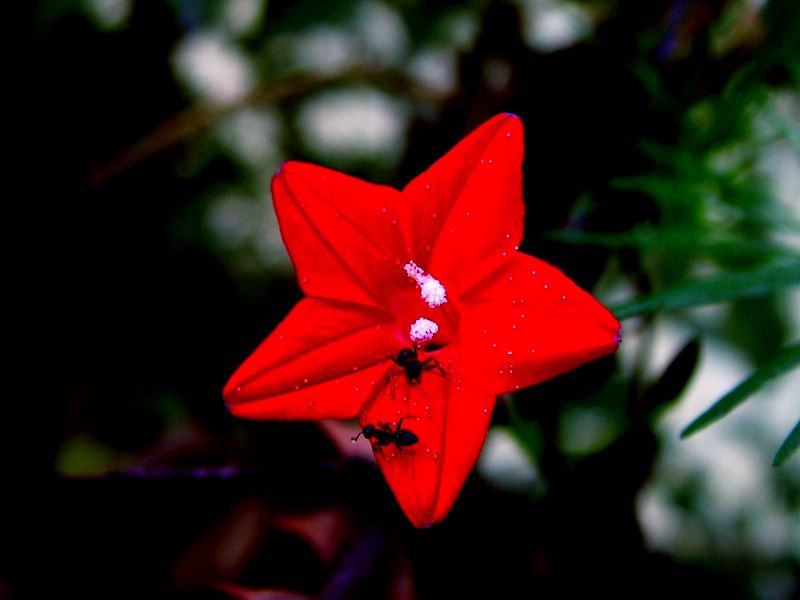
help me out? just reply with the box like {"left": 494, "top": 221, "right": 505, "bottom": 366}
{"left": 83, "top": 67, "right": 426, "bottom": 188}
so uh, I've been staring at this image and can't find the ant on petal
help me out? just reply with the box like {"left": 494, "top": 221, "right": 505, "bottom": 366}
{"left": 352, "top": 418, "right": 419, "bottom": 453}
{"left": 388, "top": 345, "right": 446, "bottom": 386}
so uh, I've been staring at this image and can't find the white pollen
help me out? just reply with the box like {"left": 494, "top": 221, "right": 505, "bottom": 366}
{"left": 420, "top": 277, "right": 447, "bottom": 307}
{"left": 403, "top": 260, "right": 448, "bottom": 308}
{"left": 409, "top": 317, "right": 439, "bottom": 343}
{"left": 403, "top": 260, "right": 424, "bottom": 280}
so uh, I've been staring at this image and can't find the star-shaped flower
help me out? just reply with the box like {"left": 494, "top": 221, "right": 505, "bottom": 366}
{"left": 224, "top": 113, "right": 620, "bottom": 527}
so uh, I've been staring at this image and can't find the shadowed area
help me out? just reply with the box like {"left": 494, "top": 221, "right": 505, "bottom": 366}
{"left": 7, "top": 0, "right": 799, "bottom": 598}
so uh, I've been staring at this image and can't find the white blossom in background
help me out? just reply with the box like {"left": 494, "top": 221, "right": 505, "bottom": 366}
{"left": 271, "top": 26, "right": 358, "bottom": 76}
{"left": 214, "top": 107, "right": 283, "bottom": 169}
{"left": 355, "top": 1, "right": 409, "bottom": 65}
{"left": 514, "top": 0, "right": 593, "bottom": 52}
{"left": 172, "top": 30, "right": 254, "bottom": 105}
{"left": 222, "top": 0, "right": 265, "bottom": 37}
{"left": 408, "top": 47, "right": 459, "bottom": 97}
{"left": 84, "top": 0, "right": 132, "bottom": 30}
{"left": 477, "top": 428, "right": 542, "bottom": 493}
{"left": 298, "top": 87, "right": 410, "bottom": 166}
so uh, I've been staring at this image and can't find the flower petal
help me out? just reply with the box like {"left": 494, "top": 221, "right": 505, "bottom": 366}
{"left": 273, "top": 162, "right": 409, "bottom": 308}
{"left": 357, "top": 348, "right": 494, "bottom": 527}
{"left": 459, "top": 253, "right": 620, "bottom": 393}
{"left": 402, "top": 114, "right": 525, "bottom": 293}
{"left": 224, "top": 298, "right": 397, "bottom": 420}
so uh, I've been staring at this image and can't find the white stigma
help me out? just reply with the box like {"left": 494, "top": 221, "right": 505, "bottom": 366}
{"left": 409, "top": 318, "right": 439, "bottom": 343}
{"left": 404, "top": 260, "right": 448, "bottom": 308}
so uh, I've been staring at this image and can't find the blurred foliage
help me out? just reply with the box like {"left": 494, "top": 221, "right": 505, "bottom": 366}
{"left": 6, "top": 0, "right": 800, "bottom": 598}
{"left": 682, "top": 342, "right": 800, "bottom": 450}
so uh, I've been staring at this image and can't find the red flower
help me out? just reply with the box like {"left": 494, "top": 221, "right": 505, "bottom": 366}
{"left": 224, "top": 114, "right": 620, "bottom": 527}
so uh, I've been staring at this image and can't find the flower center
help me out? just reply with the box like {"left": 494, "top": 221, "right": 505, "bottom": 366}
{"left": 399, "top": 260, "right": 458, "bottom": 350}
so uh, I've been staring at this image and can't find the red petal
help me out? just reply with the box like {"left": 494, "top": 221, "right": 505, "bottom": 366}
{"left": 401, "top": 114, "right": 525, "bottom": 293}
{"left": 459, "top": 253, "right": 620, "bottom": 393}
{"left": 224, "top": 298, "right": 397, "bottom": 420}
{"left": 273, "top": 162, "right": 410, "bottom": 309}
{"left": 357, "top": 348, "right": 494, "bottom": 527}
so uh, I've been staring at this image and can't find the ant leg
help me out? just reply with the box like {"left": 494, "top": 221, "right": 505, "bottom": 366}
{"left": 386, "top": 370, "right": 404, "bottom": 385}
{"left": 421, "top": 357, "right": 447, "bottom": 378}
{"left": 385, "top": 371, "right": 404, "bottom": 398}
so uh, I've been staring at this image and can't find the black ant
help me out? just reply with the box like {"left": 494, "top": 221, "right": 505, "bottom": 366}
{"left": 352, "top": 418, "right": 419, "bottom": 453}
{"left": 388, "top": 345, "right": 446, "bottom": 386}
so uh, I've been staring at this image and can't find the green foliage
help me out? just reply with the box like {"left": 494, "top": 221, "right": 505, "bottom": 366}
{"left": 610, "top": 260, "right": 800, "bottom": 320}
{"left": 681, "top": 343, "right": 800, "bottom": 464}
{"left": 639, "top": 338, "right": 701, "bottom": 421}
{"left": 557, "top": 1, "right": 800, "bottom": 474}
{"left": 773, "top": 420, "right": 800, "bottom": 466}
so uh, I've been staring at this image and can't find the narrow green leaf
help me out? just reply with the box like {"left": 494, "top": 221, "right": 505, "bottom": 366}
{"left": 611, "top": 260, "right": 800, "bottom": 320}
{"left": 681, "top": 343, "right": 800, "bottom": 439}
{"left": 773, "top": 420, "right": 800, "bottom": 466}
{"left": 639, "top": 338, "right": 701, "bottom": 419}
{"left": 549, "top": 228, "right": 792, "bottom": 259}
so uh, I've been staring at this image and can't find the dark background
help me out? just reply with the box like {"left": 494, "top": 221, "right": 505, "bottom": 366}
{"left": 5, "top": 1, "right": 799, "bottom": 598}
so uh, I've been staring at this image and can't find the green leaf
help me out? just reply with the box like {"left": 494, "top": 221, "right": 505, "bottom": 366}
{"left": 681, "top": 342, "right": 800, "bottom": 439}
{"left": 773, "top": 420, "right": 800, "bottom": 466}
{"left": 639, "top": 338, "right": 701, "bottom": 420}
{"left": 611, "top": 260, "right": 800, "bottom": 320}
{"left": 549, "top": 228, "right": 792, "bottom": 260}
